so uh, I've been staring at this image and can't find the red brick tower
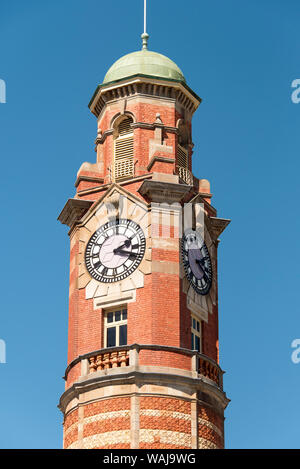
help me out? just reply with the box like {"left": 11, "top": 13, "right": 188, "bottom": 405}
{"left": 58, "top": 32, "right": 230, "bottom": 449}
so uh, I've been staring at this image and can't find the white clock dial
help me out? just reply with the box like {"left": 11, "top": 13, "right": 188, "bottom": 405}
{"left": 85, "top": 219, "right": 146, "bottom": 283}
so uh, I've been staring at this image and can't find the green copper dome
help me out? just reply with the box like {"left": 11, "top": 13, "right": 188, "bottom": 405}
{"left": 103, "top": 49, "right": 186, "bottom": 85}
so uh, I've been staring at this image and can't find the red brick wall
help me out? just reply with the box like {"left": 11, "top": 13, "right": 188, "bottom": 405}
{"left": 63, "top": 398, "right": 225, "bottom": 449}
{"left": 198, "top": 404, "right": 224, "bottom": 449}
{"left": 63, "top": 409, "right": 78, "bottom": 449}
{"left": 63, "top": 398, "right": 131, "bottom": 449}
{"left": 139, "top": 397, "right": 191, "bottom": 449}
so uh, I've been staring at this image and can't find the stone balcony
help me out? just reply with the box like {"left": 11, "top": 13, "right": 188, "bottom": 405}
{"left": 64, "top": 343, "right": 224, "bottom": 391}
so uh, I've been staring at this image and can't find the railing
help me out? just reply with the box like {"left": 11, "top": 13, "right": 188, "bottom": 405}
{"left": 89, "top": 349, "right": 129, "bottom": 372}
{"left": 197, "top": 356, "right": 220, "bottom": 385}
{"left": 176, "top": 166, "right": 193, "bottom": 186}
{"left": 64, "top": 344, "right": 224, "bottom": 390}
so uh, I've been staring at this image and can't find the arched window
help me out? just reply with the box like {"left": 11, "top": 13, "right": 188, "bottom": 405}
{"left": 114, "top": 116, "right": 134, "bottom": 181}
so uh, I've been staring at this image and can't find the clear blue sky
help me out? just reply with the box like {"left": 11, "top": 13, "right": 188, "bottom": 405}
{"left": 0, "top": 0, "right": 299, "bottom": 449}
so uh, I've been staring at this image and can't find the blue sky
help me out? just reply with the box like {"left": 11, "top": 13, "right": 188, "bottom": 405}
{"left": 0, "top": 0, "right": 299, "bottom": 449}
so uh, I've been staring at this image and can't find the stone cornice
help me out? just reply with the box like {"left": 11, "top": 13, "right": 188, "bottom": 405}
{"left": 147, "top": 156, "right": 175, "bottom": 172}
{"left": 95, "top": 123, "right": 179, "bottom": 146}
{"left": 58, "top": 368, "right": 229, "bottom": 416}
{"left": 76, "top": 173, "right": 153, "bottom": 197}
{"left": 94, "top": 129, "right": 113, "bottom": 145}
{"left": 89, "top": 75, "right": 201, "bottom": 118}
{"left": 74, "top": 175, "right": 104, "bottom": 188}
{"left": 138, "top": 179, "right": 192, "bottom": 203}
{"left": 57, "top": 199, "right": 94, "bottom": 227}
{"left": 208, "top": 217, "right": 231, "bottom": 239}
{"left": 131, "top": 122, "right": 179, "bottom": 134}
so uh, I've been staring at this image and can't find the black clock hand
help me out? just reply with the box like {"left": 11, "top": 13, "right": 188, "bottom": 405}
{"left": 196, "top": 257, "right": 206, "bottom": 267}
{"left": 195, "top": 259, "right": 209, "bottom": 281}
{"left": 113, "top": 239, "right": 131, "bottom": 254}
{"left": 115, "top": 250, "right": 139, "bottom": 257}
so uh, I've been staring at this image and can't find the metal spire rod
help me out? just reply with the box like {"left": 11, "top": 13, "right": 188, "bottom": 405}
{"left": 141, "top": 0, "right": 149, "bottom": 50}
{"left": 144, "top": 0, "right": 147, "bottom": 34}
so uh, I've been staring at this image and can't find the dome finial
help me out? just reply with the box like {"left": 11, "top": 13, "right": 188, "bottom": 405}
{"left": 141, "top": 32, "right": 149, "bottom": 50}
{"left": 141, "top": 0, "right": 149, "bottom": 50}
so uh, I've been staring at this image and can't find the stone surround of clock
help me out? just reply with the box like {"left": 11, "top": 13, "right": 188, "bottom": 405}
{"left": 58, "top": 34, "right": 231, "bottom": 450}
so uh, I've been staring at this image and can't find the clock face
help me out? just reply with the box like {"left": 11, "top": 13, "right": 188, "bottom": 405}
{"left": 181, "top": 229, "right": 212, "bottom": 295}
{"left": 85, "top": 219, "right": 146, "bottom": 283}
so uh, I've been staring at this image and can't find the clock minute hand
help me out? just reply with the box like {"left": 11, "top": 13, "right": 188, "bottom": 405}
{"left": 115, "top": 250, "right": 138, "bottom": 257}
{"left": 195, "top": 259, "right": 209, "bottom": 281}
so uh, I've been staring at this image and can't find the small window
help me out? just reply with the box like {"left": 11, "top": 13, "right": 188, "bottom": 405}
{"left": 104, "top": 307, "right": 128, "bottom": 348}
{"left": 191, "top": 315, "right": 202, "bottom": 353}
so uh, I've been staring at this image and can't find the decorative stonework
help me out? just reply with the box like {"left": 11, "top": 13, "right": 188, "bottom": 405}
{"left": 74, "top": 185, "right": 152, "bottom": 307}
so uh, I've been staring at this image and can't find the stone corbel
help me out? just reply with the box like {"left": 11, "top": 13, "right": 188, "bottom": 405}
{"left": 95, "top": 128, "right": 103, "bottom": 146}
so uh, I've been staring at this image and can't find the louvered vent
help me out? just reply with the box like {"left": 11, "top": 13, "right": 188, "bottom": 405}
{"left": 177, "top": 144, "right": 188, "bottom": 168}
{"left": 177, "top": 144, "right": 193, "bottom": 185}
{"left": 118, "top": 118, "right": 133, "bottom": 136}
{"left": 114, "top": 117, "right": 134, "bottom": 180}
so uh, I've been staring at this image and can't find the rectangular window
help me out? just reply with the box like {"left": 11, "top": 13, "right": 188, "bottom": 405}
{"left": 191, "top": 315, "right": 202, "bottom": 353}
{"left": 104, "top": 307, "right": 128, "bottom": 348}
{"left": 107, "top": 327, "right": 116, "bottom": 347}
{"left": 119, "top": 325, "right": 127, "bottom": 346}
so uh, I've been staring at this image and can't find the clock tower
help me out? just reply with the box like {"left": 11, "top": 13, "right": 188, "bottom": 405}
{"left": 58, "top": 33, "right": 230, "bottom": 449}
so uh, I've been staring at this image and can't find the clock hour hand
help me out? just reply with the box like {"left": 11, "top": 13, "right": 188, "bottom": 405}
{"left": 196, "top": 257, "right": 206, "bottom": 267}
{"left": 113, "top": 239, "right": 131, "bottom": 254}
